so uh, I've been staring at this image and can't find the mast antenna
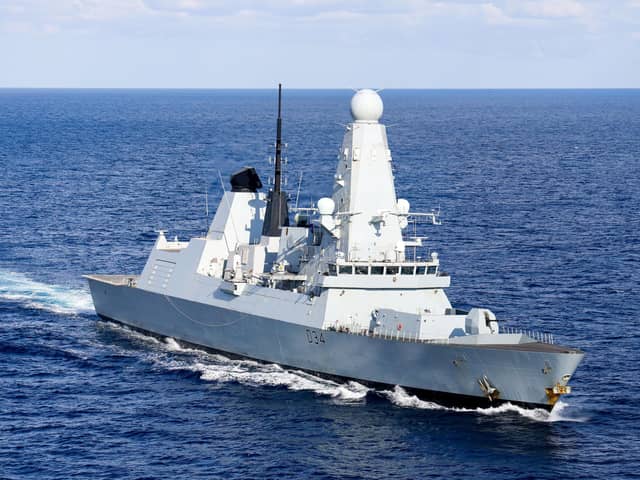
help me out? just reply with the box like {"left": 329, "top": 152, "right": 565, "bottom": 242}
{"left": 274, "top": 83, "right": 283, "bottom": 197}
{"left": 261, "top": 83, "right": 290, "bottom": 236}
{"left": 204, "top": 180, "right": 209, "bottom": 234}
{"left": 294, "top": 171, "right": 303, "bottom": 210}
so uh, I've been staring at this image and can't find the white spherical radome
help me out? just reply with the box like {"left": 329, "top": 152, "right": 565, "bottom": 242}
{"left": 350, "top": 89, "right": 383, "bottom": 122}
{"left": 317, "top": 197, "right": 335, "bottom": 216}
{"left": 397, "top": 198, "right": 410, "bottom": 215}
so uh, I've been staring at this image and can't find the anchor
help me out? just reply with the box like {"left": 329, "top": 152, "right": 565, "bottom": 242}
{"left": 478, "top": 375, "right": 500, "bottom": 401}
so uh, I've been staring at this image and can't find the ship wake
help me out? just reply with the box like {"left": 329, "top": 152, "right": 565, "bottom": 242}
{"left": 0, "top": 269, "right": 94, "bottom": 315}
{"left": 104, "top": 324, "right": 370, "bottom": 404}
{"left": 163, "top": 337, "right": 370, "bottom": 403}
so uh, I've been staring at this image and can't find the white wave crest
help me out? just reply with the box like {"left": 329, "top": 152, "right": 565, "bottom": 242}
{"left": 174, "top": 356, "right": 370, "bottom": 403}
{"left": 382, "top": 386, "right": 447, "bottom": 410}
{"left": 164, "top": 337, "right": 183, "bottom": 351}
{"left": 149, "top": 334, "right": 368, "bottom": 402}
{"left": 100, "top": 325, "right": 369, "bottom": 403}
{"left": 0, "top": 269, "right": 94, "bottom": 315}
{"left": 382, "top": 386, "right": 585, "bottom": 422}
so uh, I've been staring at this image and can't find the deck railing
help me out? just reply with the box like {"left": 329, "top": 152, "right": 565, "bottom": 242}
{"left": 325, "top": 324, "right": 556, "bottom": 345}
{"left": 500, "top": 326, "right": 555, "bottom": 344}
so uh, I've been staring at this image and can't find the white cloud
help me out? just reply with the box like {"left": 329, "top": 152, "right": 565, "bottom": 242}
{"left": 0, "top": 0, "right": 149, "bottom": 21}
{"left": 0, "top": 0, "right": 639, "bottom": 87}
{"left": 482, "top": 3, "right": 515, "bottom": 24}
{"left": 0, "top": 0, "right": 152, "bottom": 35}
{"left": 142, "top": 0, "right": 422, "bottom": 17}
{"left": 0, "top": 0, "right": 597, "bottom": 27}
{"left": 510, "top": 0, "right": 585, "bottom": 18}
{"left": 0, "top": 0, "right": 637, "bottom": 41}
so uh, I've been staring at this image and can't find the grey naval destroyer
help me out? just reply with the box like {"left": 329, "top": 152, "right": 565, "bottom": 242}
{"left": 86, "top": 86, "right": 583, "bottom": 411}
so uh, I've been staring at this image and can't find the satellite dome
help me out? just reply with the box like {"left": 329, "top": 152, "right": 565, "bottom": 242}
{"left": 317, "top": 197, "right": 335, "bottom": 216}
{"left": 350, "top": 89, "right": 383, "bottom": 123}
{"left": 397, "top": 198, "right": 410, "bottom": 215}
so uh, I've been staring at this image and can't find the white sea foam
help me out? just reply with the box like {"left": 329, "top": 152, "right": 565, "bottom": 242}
{"left": 162, "top": 340, "right": 371, "bottom": 403}
{"left": 164, "top": 337, "right": 183, "bottom": 351}
{"left": 0, "top": 269, "right": 94, "bottom": 315}
{"left": 382, "top": 386, "right": 447, "bottom": 410}
{"left": 382, "top": 386, "right": 586, "bottom": 423}
{"left": 195, "top": 360, "right": 370, "bottom": 402}
{"left": 103, "top": 326, "right": 369, "bottom": 403}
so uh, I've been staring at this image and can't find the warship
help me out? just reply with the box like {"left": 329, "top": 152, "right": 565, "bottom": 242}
{"left": 86, "top": 86, "right": 583, "bottom": 410}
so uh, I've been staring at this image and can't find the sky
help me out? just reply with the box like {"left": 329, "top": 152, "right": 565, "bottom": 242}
{"left": 1, "top": 0, "right": 639, "bottom": 88}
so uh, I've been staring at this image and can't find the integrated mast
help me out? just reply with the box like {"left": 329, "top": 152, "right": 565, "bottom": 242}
{"left": 262, "top": 83, "right": 290, "bottom": 237}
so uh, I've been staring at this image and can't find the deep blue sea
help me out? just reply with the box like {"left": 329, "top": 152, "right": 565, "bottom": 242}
{"left": 1, "top": 89, "right": 639, "bottom": 479}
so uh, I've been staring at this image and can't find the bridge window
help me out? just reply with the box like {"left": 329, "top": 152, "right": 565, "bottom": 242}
{"left": 371, "top": 266, "right": 384, "bottom": 275}
{"left": 339, "top": 265, "right": 353, "bottom": 275}
{"left": 416, "top": 266, "right": 426, "bottom": 275}
{"left": 327, "top": 264, "right": 337, "bottom": 276}
{"left": 401, "top": 266, "right": 414, "bottom": 275}
{"left": 386, "top": 266, "right": 399, "bottom": 275}
{"left": 355, "top": 265, "right": 369, "bottom": 275}
{"left": 427, "top": 266, "right": 437, "bottom": 275}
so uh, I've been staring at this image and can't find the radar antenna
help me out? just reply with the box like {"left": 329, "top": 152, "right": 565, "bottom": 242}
{"left": 262, "top": 83, "right": 290, "bottom": 236}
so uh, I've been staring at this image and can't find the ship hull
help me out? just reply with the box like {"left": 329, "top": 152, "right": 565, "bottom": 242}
{"left": 87, "top": 277, "right": 583, "bottom": 411}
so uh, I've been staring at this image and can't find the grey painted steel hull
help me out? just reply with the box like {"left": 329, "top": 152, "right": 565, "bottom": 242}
{"left": 87, "top": 277, "right": 583, "bottom": 410}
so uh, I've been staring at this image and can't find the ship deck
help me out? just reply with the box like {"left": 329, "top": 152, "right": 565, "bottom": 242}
{"left": 83, "top": 274, "right": 139, "bottom": 286}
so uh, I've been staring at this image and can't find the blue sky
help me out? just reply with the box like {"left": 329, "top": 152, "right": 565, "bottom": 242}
{"left": 1, "top": 0, "right": 639, "bottom": 88}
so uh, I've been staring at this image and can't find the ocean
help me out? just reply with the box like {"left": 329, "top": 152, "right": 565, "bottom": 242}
{"left": 0, "top": 89, "right": 639, "bottom": 479}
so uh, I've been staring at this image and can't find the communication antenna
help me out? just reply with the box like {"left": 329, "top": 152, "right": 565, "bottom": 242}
{"left": 294, "top": 171, "right": 303, "bottom": 209}
{"left": 204, "top": 180, "right": 209, "bottom": 234}
{"left": 261, "top": 83, "right": 290, "bottom": 237}
{"left": 274, "top": 85, "right": 283, "bottom": 196}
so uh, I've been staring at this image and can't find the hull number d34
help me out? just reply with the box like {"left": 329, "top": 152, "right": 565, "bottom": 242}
{"left": 305, "top": 329, "right": 326, "bottom": 345}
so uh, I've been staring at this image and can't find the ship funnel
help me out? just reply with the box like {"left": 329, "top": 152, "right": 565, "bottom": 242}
{"left": 262, "top": 83, "right": 290, "bottom": 237}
